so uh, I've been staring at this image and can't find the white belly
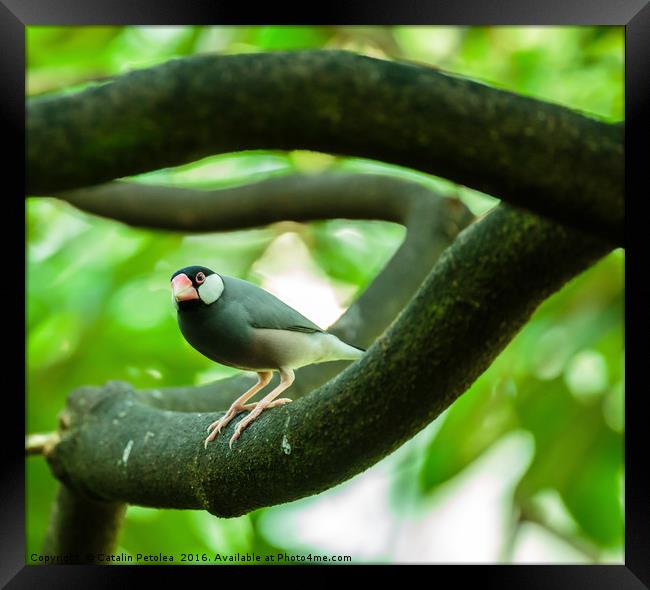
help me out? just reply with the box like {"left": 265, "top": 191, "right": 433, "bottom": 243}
{"left": 252, "top": 329, "right": 363, "bottom": 370}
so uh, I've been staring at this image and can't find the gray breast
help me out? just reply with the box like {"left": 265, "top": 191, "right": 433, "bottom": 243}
{"left": 178, "top": 301, "right": 261, "bottom": 370}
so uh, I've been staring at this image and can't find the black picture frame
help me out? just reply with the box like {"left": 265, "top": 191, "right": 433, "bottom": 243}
{"left": 5, "top": 1, "right": 647, "bottom": 587}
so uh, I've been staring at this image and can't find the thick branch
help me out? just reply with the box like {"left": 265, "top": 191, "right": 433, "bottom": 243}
{"left": 29, "top": 51, "right": 623, "bottom": 243}
{"left": 60, "top": 174, "right": 473, "bottom": 411}
{"left": 59, "top": 174, "right": 413, "bottom": 230}
{"left": 46, "top": 204, "right": 611, "bottom": 517}
{"left": 42, "top": 484, "right": 126, "bottom": 561}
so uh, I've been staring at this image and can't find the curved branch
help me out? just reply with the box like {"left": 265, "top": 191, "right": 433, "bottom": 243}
{"left": 45, "top": 204, "right": 611, "bottom": 518}
{"left": 42, "top": 484, "right": 126, "bottom": 562}
{"left": 29, "top": 51, "right": 623, "bottom": 243}
{"left": 59, "top": 174, "right": 413, "bottom": 230}
{"left": 59, "top": 173, "right": 473, "bottom": 412}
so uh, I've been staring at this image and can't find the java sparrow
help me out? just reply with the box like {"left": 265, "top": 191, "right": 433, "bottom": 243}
{"left": 171, "top": 266, "right": 365, "bottom": 448}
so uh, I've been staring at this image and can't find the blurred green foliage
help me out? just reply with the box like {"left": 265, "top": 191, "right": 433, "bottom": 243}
{"left": 26, "top": 26, "right": 623, "bottom": 563}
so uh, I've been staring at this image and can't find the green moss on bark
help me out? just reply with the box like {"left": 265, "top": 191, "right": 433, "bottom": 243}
{"left": 46, "top": 204, "right": 611, "bottom": 518}
{"left": 29, "top": 51, "right": 622, "bottom": 242}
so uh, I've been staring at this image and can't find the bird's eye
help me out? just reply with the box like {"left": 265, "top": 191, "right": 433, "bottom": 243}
{"left": 196, "top": 272, "right": 206, "bottom": 284}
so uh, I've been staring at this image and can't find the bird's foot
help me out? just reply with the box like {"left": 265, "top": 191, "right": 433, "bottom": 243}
{"left": 204, "top": 406, "right": 246, "bottom": 447}
{"left": 206, "top": 409, "right": 238, "bottom": 434}
{"left": 241, "top": 398, "right": 292, "bottom": 410}
{"left": 228, "top": 398, "right": 293, "bottom": 449}
{"left": 204, "top": 399, "right": 293, "bottom": 448}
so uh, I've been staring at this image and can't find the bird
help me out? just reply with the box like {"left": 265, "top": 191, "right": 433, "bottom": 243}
{"left": 170, "top": 265, "right": 365, "bottom": 449}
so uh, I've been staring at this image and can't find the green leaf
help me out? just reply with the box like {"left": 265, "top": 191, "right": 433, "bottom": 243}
{"left": 561, "top": 430, "right": 623, "bottom": 547}
{"left": 419, "top": 374, "right": 518, "bottom": 493}
{"left": 513, "top": 377, "right": 623, "bottom": 548}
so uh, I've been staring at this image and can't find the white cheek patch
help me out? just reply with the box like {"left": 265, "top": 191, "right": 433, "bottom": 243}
{"left": 198, "top": 273, "right": 224, "bottom": 305}
{"left": 171, "top": 290, "right": 179, "bottom": 310}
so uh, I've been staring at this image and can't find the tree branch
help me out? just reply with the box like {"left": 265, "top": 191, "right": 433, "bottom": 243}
{"left": 45, "top": 204, "right": 611, "bottom": 518}
{"left": 27, "top": 51, "right": 624, "bottom": 244}
{"left": 28, "top": 51, "right": 623, "bottom": 243}
{"left": 59, "top": 173, "right": 413, "bottom": 231}
{"left": 40, "top": 170, "right": 471, "bottom": 562}
{"left": 31, "top": 50, "right": 623, "bottom": 552}
{"left": 25, "top": 432, "right": 59, "bottom": 456}
{"left": 42, "top": 485, "right": 126, "bottom": 562}
{"left": 58, "top": 173, "right": 473, "bottom": 412}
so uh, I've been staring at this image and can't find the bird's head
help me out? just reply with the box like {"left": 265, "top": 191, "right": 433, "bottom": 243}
{"left": 171, "top": 266, "right": 224, "bottom": 310}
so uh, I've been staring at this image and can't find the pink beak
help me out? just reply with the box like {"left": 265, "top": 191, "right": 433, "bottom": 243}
{"left": 172, "top": 273, "right": 199, "bottom": 302}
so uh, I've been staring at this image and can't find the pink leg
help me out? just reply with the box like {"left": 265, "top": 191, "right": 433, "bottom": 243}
{"left": 229, "top": 368, "right": 295, "bottom": 448}
{"left": 204, "top": 371, "right": 273, "bottom": 448}
{"left": 241, "top": 398, "right": 292, "bottom": 410}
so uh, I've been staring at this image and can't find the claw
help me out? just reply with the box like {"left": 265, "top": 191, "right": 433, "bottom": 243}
{"left": 204, "top": 427, "right": 218, "bottom": 448}
{"left": 228, "top": 420, "right": 248, "bottom": 449}
{"left": 205, "top": 408, "right": 240, "bottom": 440}
{"left": 203, "top": 369, "right": 294, "bottom": 449}
{"left": 207, "top": 420, "right": 223, "bottom": 434}
{"left": 202, "top": 371, "right": 274, "bottom": 449}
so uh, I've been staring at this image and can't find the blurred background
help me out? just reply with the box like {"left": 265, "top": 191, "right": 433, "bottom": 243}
{"left": 26, "top": 26, "right": 624, "bottom": 564}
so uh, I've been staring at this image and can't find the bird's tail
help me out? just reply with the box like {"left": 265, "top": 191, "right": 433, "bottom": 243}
{"left": 320, "top": 333, "right": 366, "bottom": 362}
{"left": 334, "top": 340, "right": 366, "bottom": 360}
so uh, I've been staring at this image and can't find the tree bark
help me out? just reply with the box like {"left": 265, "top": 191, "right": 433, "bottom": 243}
{"left": 28, "top": 50, "right": 621, "bottom": 557}
{"left": 42, "top": 485, "right": 126, "bottom": 562}
{"left": 45, "top": 204, "right": 610, "bottom": 518}
{"left": 40, "top": 171, "right": 473, "bottom": 560}
{"left": 28, "top": 51, "right": 623, "bottom": 243}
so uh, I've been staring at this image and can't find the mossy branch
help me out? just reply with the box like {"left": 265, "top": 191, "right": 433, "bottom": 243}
{"left": 45, "top": 204, "right": 610, "bottom": 518}
{"left": 28, "top": 51, "right": 622, "bottom": 242}
{"left": 28, "top": 51, "right": 621, "bottom": 559}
